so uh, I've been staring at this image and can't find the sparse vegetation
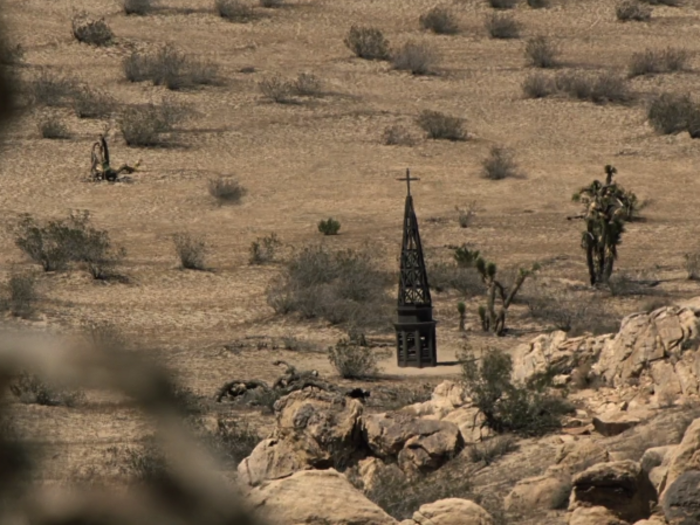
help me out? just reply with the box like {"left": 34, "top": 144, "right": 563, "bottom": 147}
{"left": 293, "top": 73, "right": 323, "bottom": 97}
{"left": 260, "top": 0, "right": 283, "bottom": 7}
{"left": 457, "top": 302, "right": 466, "bottom": 332}
{"left": 570, "top": 165, "right": 639, "bottom": 286}
{"left": 123, "top": 0, "right": 153, "bottom": 15}
{"left": 382, "top": 125, "right": 415, "bottom": 146}
{"left": 318, "top": 218, "right": 341, "bottom": 236}
{"left": 71, "top": 85, "right": 115, "bottom": 119}
{"left": 258, "top": 75, "right": 294, "bottom": 103}
{"left": 216, "top": 0, "right": 258, "bottom": 22}
{"left": 267, "top": 245, "right": 391, "bottom": 328}
{"left": 392, "top": 41, "right": 439, "bottom": 75}
{"left": 119, "top": 99, "right": 188, "bottom": 147}
{"left": 328, "top": 337, "right": 378, "bottom": 379}
{"left": 527, "top": 0, "right": 549, "bottom": 7}
{"left": 419, "top": 7, "right": 459, "bottom": 35}
{"left": 208, "top": 176, "right": 246, "bottom": 205}
{"left": 123, "top": 45, "right": 217, "bottom": 90}
{"left": 481, "top": 146, "right": 520, "bottom": 180}
{"left": 344, "top": 26, "right": 390, "bottom": 60}
{"left": 525, "top": 36, "right": 560, "bottom": 68}
{"left": 249, "top": 233, "right": 281, "bottom": 265}
{"left": 684, "top": 251, "right": 700, "bottom": 280}
{"left": 428, "top": 260, "right": 486, "bottom": 297}
{"left": 647, "top": 93, "right": 696, "bottom": 134}
{"left": 173, "top": 233, "right": 208, "bottom": 271}
{"left": 487, "top": 0, "right": 517, "bottom": 8}
{"left": 202, "top": 418, "right": 261, "bottom": 467}
{"left": 616, "top": 0, "right": 652, "bottom": 21}
{"left": 417, "top": 110, "right": 466, "bottom": 141}
{"left": 71, "top": 14, "right": 113, "bottom": 46}
{"left": 468, "top": 435, "right": 518, "bottom": 464}
{"left": 30, "top": 69, "right": 76, "bottom": 107}
{"left": 38, "top": 115, "right": 70, "bottom": 139}
{"left": 9, "top": 371, "right": 85, "bottom": 407}
{"left": 456, "top": 201, "right": 477, "bottom": 228}
{"left": 3, "top": 273, "right": 37, "bottom": 319}
{"left": 522, "top": 72, "right": 555, "bottom": 98}
{"left": 461, "top": 346, "right": 573, "bottom": 436}
{"left": 486, "top": 13, "right": 520, "bottom": 39}
{"left": 628, "top": 48, "right": 689, "bottom": 77}
{"left": 555, "top": 70, "right": 632, "bottom": 104}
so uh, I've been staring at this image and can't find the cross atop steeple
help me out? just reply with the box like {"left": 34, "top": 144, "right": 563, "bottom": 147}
{"left": 396, "top": 168, "right": 420, "bottom": 197}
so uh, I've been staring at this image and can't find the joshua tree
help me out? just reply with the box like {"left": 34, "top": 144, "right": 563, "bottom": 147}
{"left": 568, "top": 165, "right": 638, "bottom": 286}
{"left": 453, "top": 246, "right": 538, "bottom": 336}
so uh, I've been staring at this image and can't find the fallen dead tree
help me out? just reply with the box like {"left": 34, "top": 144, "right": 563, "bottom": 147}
{"left": 215, "top": 360, "right": 370, "bottom": 403}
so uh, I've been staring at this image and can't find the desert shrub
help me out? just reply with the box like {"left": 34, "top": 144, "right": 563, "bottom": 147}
{"left": 461, "top": 346, "right": 573, "bottom": 436}
{"left": 456, "top": 202, "right": 477, "bottom": 228}
{"left": 555, "top": 71, "right": 632, "bottom": 104}
{"left": 526, "top": 287, "right": 619, "bottom": 335}
{"left": 208, "top": 176, "right": 246, "bottom": 205}
{"left": 328, "top": 337, "right": 378, "bottom": 379}
{"left": 71, "top": 14, "right": 113, "bottom": 46}
{"left": 485, "top": 13, "right": 520, "bottom": 39}
{"left": 173, "top": 233, "right": 207, "bottom": 271}
{"left": 616, "top": 0, "right": 652, "bottom": 21}
{"left": 71, "top": 85, "right": 115, "bottom": 119}
{"left": 249, "top": 233, "right": 281, "bottom": 265}
{"left": 628, "top": 48, "right": 689, "bottom": 77}
{"left": 267, "top": 245, "right": 391, "bottom": 328}
{"left": 281, "top": 336, "right": 321, "bottom": 353}
{"left": 382, "top": 125, "right": 415, "bottom": 146}
{"left": 522, "top": 72, "right": 555, "bottom": 98}
{"left": 202, "top": 418, "right": 261, "bottom": 467}
{"left": 525, "top": 36, "right": 559, "bottom": 68}
{"left": 419, "top": 7, "right": 459, "bottom": 35}
{"left": 216, "top": 0, "right": 257, "bottom": 22}
{"left": 487, "top": 0, "right": 517, "bottom": 8}
{"left": 123, "top": 0, "right": 153, "bottom": 15}
{"left": 647, "top": 92, "right": 695, "bottom": 134}
{"left": 13, "top": 212, "right": 124, "bottom": 278}
{"left": 391, "top": 41, "right": 439, "bottom": 75}
{"left": 318, "top": 218, "right": 341, "bottom": 236}
{"left": 4, "top": 274, "right": 37, "bottom": 318}
{"left": 292, "top": 73, "right": 322, "bottom": 97}
{"left": 123, "top": 45, "right": 217, "bottom": 90}
{"left": 685, "top": 251, "right": 700, "bottom": 280}
{"left": 416, "top": 110, "right": 466, "bottom": 141}
{"left": 344, "top": 26, "right": 390, "bottom": 60}
{"left": 428, "top": 261, "right": 486, "bottom": 296}
{"left": 117, "top": 441, "right": 168, "bottom": 484}
{"left": 260, "top": 0, "right": 283, "bottom": 7}
{"left": 38, "top": 116, "right": 70, "bottom": 139}
{"left": 9, "top": 371, "right": 84, "bottom": 407}
{"left": 468, "top": 434, "right": 518, "bottom": 464}
{"left": 258, "top": 75, "right": 294, "bottom": 103}
{"left": 481, "top": 146, "right": 520, "bottom": 180}
{"left": 527, "top": 0, "right": 549, "bottom": 7}
{"left": 119, "top": 99, "right": 188, "bottom": 147}
{"left": 30, "top": 69, "right": 76, "bottom": 107}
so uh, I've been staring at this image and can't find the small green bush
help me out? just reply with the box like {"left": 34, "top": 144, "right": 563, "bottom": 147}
{"left": 344, "top": 26, "right": 390, "bottom": 60}
{"left": 647, "top": 92, "right": 695, "bottom": 134}
{"left": 461, "top": 346, "right": 573, "bottom": 436}
{"left": 119, "top": 99, "right": 188, "bottom": 147}
{"left": 123, "top": 0, "right": 153, "bottom": 15}
{"left": 522, "top": 72, "right": 555, "bottom": 98}
{"left": 208, "top": 176, "right": 246, "bottom": 205}
{"left": 525, "top": 36, "right": 559, "bottom": 68}
{"left": 392, "top": 41, "right": 439, "bottom": 75}
{"left": 249, "top": 233, "right": 281, "bottom": 265}
{"left": 71, "top": 14, "right": 113, "bottom": 46}
{"left": 328, "top": 337, "right": 378, "bottom": 379}
{"left": 318, "top": 218, "right": 341, "bottom": 236}
{"left": 216, "top": 0, "right": 258, "bottom": 22}
{"left": 481, "top": 146, "right": 520, "bottom": 180}
{"left": 555, "top": 71, "right": 632, "bottom": 104}
{"left": 485, "top": 13, "right": 520, "bottom": 39}
{"left": 419, "top": 7, "right": 459, "bottom": 35}
{"left": 38, "top": 116, "right": 70, "bottom": 139}
{"left": 416, "top": 110, "right": 466, "bottom": 141}
{"left": 123, "top": 45, "right": 217, "bottom": 90}
{"left": 616, "top": 0, "right": 652, "bottom": 21}
{"left": 173, "top": 233, "right": 207, "bottom": 271}
{"left": 628, "top": 48, "right": 689, "bottom": 77}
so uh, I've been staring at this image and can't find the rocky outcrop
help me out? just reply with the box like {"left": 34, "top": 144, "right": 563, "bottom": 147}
{"left": 247, "top": 469, "right": 398, "bottom": 525}
{"left": 547, "top": 440, "right": 610, "bottom": 478}
{"left": 661, "top": 470, "right": 700, "bottom": 525}
{"left": 402, "top": 498, "right": 493, "bottom": 525}
{"left": 362, "top": 412, "right": 464, "bottom": 473}
{"left": 569, "top": 506, "right": 628, "bottom": 525}
{"left": 641, "top": 446, "right": 676, "bottom": 492}
{"left": 660, "top": 418, "right": 700, "bottom": 497}
{"left": 569, "top": 460, "right": 657, "bottom": 523}
{"left": 504, "top": 474, "right": 572, "bottom": 513}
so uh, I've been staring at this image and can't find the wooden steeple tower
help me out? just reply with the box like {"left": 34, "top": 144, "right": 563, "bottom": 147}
{"left": 394, "top": 169, "right": 437, "bottom": 368}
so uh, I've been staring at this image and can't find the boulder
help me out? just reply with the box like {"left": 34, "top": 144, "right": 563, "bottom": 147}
{"left": 570, "top": 460, "right": 657, "bottom": 523}
{"left": 569, "top": 506, "right": 628, "bottom": 525}
{"left": 408, "top": 498, "right": 493, "bottom": 525}
{"left": 357, "top": 457, "right": 405, "bottom": 493}
{"left": 593, "top": 413, "right": 641, "bottom": 437}
{"left": 661, "top": 470, "right": 700, "bottom": 525}
{"left": 640, "top": 446, "right": 676, "bottom": 492}
{"left": 504, "top": 474, "right": 572, "bottom": 513}
{"left": 633, "top": 518, "right": 667, "bottom": 525}
{"left": 441, "top": 405, "right": 490, "bottom": 444}
{"left": 247, "top": 469, "right": 398, "bottom": 525}
{"left": 237, "top": 438, "right": 311, "bottom": 487}
{"left": 547, "top": 440, "right": 610, "bottom": 478}
{"left": 661, "top": 418, "right": 700, "bottom": 497}
{"left": 402, "top": 380, "right": 468, "bottom": 419}
{"left": 362, "top": 413, "right": 464, "bottom": 472}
